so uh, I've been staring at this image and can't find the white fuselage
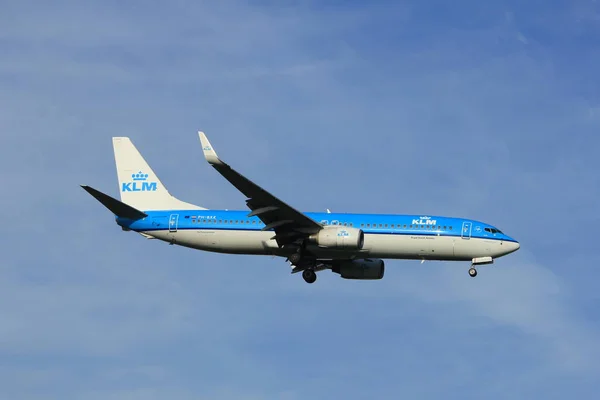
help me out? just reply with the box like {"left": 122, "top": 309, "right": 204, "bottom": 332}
{"left": 144, "top": 228, "right": 519, "bottom": 261}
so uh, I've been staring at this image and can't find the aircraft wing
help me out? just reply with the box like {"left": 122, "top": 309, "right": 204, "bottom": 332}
{"left": 198, "top": 131, "right": 322, "bottom": 246}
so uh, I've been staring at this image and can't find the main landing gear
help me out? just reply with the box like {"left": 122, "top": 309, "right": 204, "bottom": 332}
{"left": 468, "top": 267, "right": 478, "bottom": 278}
{"left": 288, "top": 246, "right": 317, "bottom": 284}
{"left": 302, "top": 269, "right": 317, "bottom": 284}
{"left": 288, "top": 252, "right": 302, "bottom": 265}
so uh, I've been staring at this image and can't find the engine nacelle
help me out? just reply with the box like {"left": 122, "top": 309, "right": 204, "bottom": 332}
{"left": 332, "top": 259, "right": 385, "bottom": 280}
{"left": 309, "top": 226, "right": 365, "bottom": 250}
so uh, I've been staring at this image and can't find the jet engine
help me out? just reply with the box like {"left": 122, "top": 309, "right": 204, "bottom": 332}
{"left": 332, "top": 258, "right": 385, "bottom": 280}
{"left": 309, "top": 226, "right": 364, "bottom": 250}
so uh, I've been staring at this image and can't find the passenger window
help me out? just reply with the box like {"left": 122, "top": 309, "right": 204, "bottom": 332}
{"left": 367, "top": 224, "right": 371, "bottom": 228}
{"left": 349, "top": 223, "right": 353, "bottom": 227}
{"left": 385, "top": 224, "right": 388, "bottom": 228}
{"left": 409, "top": 225, "right": 413, "bottom": 228}
{"left": 379, "top": 224, "right": 383, "bottom": 228}
{"left": 361, "top": 223, "right": 364, "bottom": 227}
{"left": 252, "top": 220, "right": 256, "bottom": 224}
{"left": 390, "top": 224, "right": 394, "bottom": 228}
{"left": 449, "top": 226, "right": 452, "bottom": 230}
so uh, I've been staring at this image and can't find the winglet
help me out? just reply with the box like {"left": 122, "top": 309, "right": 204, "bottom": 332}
{"left": 198, "top": 131, "right": 223, "bottom": 166}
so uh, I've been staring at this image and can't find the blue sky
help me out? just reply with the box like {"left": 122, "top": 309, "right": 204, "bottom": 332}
{"left": 1, "top": 1, "right": 599, "bottom": 398}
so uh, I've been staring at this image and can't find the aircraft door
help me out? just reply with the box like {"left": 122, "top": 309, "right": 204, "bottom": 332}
{"left": 461, "top": 221, "right": 472, "bottom": 239}
{"left": 169, "top": 214, "right": 179, "bottom": 232}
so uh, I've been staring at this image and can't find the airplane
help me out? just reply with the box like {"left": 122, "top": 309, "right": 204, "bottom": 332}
{"left": 81, "top": 132, "right": 520, "bottom": 284}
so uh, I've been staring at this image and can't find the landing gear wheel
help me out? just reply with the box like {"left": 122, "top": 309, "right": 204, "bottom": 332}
{"left": 302, "top": 269, "right": 317, "bottom": 284}
{"left": 289, "top": 252, "right": 302, "bottom": 265}
{"left": 468, "top": 267, "right": 478, "bottom": 277}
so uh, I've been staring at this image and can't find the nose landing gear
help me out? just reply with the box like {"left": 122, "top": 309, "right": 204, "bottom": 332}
{"left": 468, "top": 256, "right": 493, "bottom": 277}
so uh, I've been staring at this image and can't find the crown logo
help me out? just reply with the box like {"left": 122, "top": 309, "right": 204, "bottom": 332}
{"left": 132, "top": 172, "right": 149, "bottom": 181}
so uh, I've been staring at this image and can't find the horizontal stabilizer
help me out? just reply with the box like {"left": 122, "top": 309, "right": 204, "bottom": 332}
{"left": 81, "top": 185, "right": 148, "bottom": 220}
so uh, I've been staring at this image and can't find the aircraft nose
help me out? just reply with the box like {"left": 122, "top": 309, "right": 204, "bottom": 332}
{"left": 505, "top": 240, "right": 520, "bottom": 254}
